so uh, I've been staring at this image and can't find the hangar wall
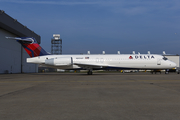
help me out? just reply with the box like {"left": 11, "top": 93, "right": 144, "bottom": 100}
{"left": 164, "top": 55, "right": 180, "bottom": 68}
{"left": 0, "top": 28, "right": 21, "bottom": 73}
{"left": 0, "top": 10, "right": 40, "bottom": 74}
{"left": 0, "top": 28, "right": 38, "bottom": 73}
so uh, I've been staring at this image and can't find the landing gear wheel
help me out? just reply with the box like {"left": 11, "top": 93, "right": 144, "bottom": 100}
{"left": 165, "top": 69, "right": 169, "bottom": 74}
{"left": 87, "top": 70, "right": 93, "bottom": 75}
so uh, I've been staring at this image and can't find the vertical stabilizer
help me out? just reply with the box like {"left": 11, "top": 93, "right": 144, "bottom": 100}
{"left": 6, "top": 37, "right": 49, "bottom": 57}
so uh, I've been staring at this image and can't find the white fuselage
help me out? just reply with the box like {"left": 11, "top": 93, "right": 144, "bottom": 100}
{"left": 27, "top": 54, "right": 177, "bottom": 70}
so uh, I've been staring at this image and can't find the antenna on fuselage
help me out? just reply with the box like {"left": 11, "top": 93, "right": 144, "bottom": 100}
{"left": 132, "top": 51, "right": 135, "bottom": 54}
{"left": 163, "top": 51, "right": 166, "bottom": 55}
{"left": 87, "top": 51, "right": 90, "bottom": 54}
{"left": 102, "top": 51, "right": 105, "bottom": 55}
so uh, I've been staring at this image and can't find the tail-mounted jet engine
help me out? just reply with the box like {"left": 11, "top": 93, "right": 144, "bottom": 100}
{"left": 45, "top": 57, "right": 73, "bottom": 66}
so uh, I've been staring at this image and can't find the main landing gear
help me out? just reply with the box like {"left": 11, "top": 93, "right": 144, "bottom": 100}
{"left": 151, "top": 70, "right": 161, "bottom": 74}
{"left": 151, "top": 69, "right": 169, "bottom": 74}
{"left": 87, "top": 70, "right": 93, "bottom": 75}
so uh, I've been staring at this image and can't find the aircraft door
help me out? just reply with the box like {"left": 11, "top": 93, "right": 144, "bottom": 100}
{"left": 157, "top": 59, "right": 161, "bottom": 65}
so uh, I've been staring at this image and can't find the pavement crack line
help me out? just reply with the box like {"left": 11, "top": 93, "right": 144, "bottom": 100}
{"left": 0, "top": 85, "right": 37, "bottom": 98}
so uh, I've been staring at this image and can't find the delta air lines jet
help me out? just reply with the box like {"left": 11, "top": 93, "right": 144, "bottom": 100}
{"left": 6, "top": 37, "right": 176, "bottom": 75}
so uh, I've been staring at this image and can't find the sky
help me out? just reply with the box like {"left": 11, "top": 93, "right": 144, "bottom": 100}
{"left": 1, "top": 0, "right": 180, "bottom": 54}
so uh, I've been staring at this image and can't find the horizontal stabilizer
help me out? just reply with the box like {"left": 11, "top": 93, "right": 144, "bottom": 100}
{"left": 6, "top": 37, "right": 34, "bottom": 43}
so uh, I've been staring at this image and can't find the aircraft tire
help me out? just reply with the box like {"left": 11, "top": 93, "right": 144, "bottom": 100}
{"left": 87, "top": 70, "right": 93, "bottom": 75}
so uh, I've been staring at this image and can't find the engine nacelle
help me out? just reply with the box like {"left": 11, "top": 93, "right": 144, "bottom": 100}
{"left": 45, "top": 57, "right": 73, "bottom": 66}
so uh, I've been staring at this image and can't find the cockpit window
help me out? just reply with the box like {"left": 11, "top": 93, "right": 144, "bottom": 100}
{"left": 163, "top": 57, "right": 168, "bottom": 60}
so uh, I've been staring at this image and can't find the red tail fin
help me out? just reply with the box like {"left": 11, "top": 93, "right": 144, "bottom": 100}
{"left": 6, "top": 37, "right": 49, "bottom": 57}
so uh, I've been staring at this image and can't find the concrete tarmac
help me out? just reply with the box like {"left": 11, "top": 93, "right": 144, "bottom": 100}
{"left": 0, "top": 72, "right": 180, "bottom": 120}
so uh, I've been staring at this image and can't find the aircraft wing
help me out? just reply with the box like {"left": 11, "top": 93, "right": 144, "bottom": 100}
{"left": 74, "top": 63, "right": 109, "bottom": 69}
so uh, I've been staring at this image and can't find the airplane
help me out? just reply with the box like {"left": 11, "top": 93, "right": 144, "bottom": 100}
{"left": 6, "top": 37, "right": 177, "bottom": 75}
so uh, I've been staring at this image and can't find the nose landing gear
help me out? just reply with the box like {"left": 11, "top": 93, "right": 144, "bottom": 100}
{"left": 165, "top": 69, "right": 169, "bottom": 74}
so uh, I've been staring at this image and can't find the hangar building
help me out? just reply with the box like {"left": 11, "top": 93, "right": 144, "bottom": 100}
{"left": 0, "top": 10, "right": 40, "bottom": 73}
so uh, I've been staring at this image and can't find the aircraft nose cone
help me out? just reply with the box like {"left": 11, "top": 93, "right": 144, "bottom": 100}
{"left": 170, "top": 62, "right": 177, "bottom": 68}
